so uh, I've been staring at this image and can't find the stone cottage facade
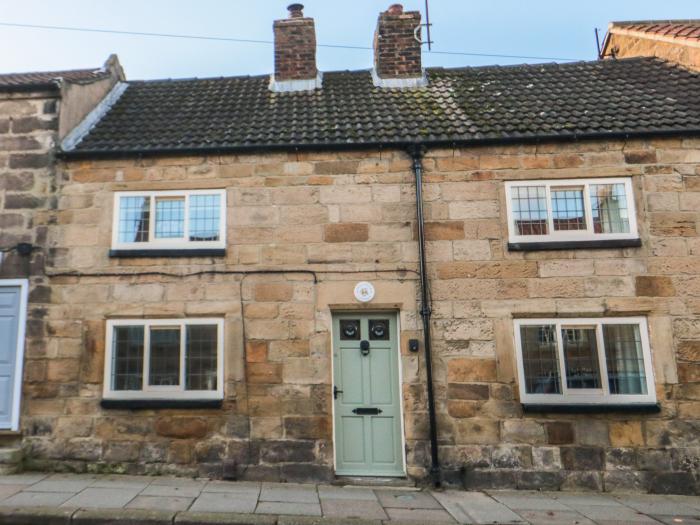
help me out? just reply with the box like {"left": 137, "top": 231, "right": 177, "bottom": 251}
{"left": 0, "top": 58, "right": 123, "bottom": 472}
{"left": 4, "top": 7, "right": 700, "bottom": 493}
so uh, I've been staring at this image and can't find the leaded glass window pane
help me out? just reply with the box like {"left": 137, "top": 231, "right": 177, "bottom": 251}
{"left": 186, "top": 325, "right": 218, "bottom": 391}
{"left": 154, "top": 197, "right": 185, "bottom": 239}
{"left": 562, "top": 327, "right": 601, "bottom": 389}
{"left": 551, "top": 187, "right": 586, "bottom": 231}
{"left": 118, "top": 196, "right": 150, "bottom": 243}
{"left": 112, "top": 326, "right": 144, "bottom": 390}
{"left": 189, "top": 194, "right": 221, "bottom": 242}
{"left": 520, "top": 325, "right": 561, "bottom": 394}
{"left": 149, "top": 327, "right": 181, "bottom": 386}
{"left": 590, "top": 183, "right": 630, "bottom": 234}
{"left": 511, "top": 186, "right": 548, "bottom": 235}
{"left": 604, "top": 324, "right": 647, "bottom": 395}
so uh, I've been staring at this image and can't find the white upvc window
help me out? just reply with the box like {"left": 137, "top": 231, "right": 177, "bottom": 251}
{"left": 504, "top": 178, "right": 638, "bottom": 244}
{"left": 514, "top": 317, "right": 656, "bottom": 405}
{"left": 111, "top": 189, "right": 226, "bottom": 251}
{"left": 104, "top": 319, "right": 224, "bottom": 400}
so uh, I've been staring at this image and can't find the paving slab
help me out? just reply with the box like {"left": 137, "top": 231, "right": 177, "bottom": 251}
{"left": 615, "top": 495, "right": 700, "bottom": 516}
{"left": 60, "top": 487, "right": 141, "bottom": 509}
{"left": 0, "top": 484, "right": 25, "bottom": 502}
{"left": 514, "top": 509, "right": 597, "bottom": 525}
{"left": 89, "top": 475, "right": 152, "bottom": 490}
{"left": 142, "top": 482, "right": 203, "bottom": 498}
{"left": 27, "top": 475, "right": 95, "bottom": 493}
{"left": 127, "top": 495, "right": 194, "bottom": 511}
{"left": 321, "top": 498, "right": 387, "bottom": 520}
{"left": 385, "top": 507, "right": 456, "bottom": 522}
{"left": 318, "top": 486, "right": 378, "bottom": 501}
{"left": 652, "top": 516, "right": 700, "bottom": 525}
{"left": 433, "top": 490, "right": 525, "bottom": 524}
{"left": 72, "top": 508, "right": 177, "bottom": 525}
{"left": 666, "top": 495, "right": 700, "bottom": 512}
{"left": 0, "top": 473, "right": 48, "bottom": 485}
{"left": 375, "top": 489, "right": 442, "bottom": 509}
{"left": 545, "top": 492, "right": 625, "bottom": 507}
{"left": 488, "top": 491, "right": 571, "bottom": 511}
{"left": 571, "top": 504, "right": 662, "bottom": 523}
{"left": 0, "top": 505, "right": 76, "bottom": 524}
{"left": 260, "top": 483, "right": 319, "bottom": 503}
{"left": 2, "top": 490, "right": 75, "bottom": 507}
{"left": 177, "top": 511, "right": 277, "bottom": 524}
{"left": 203, "top": 481, "right": 261, "bottom": 495}
{"left": 256, "top": 501, "right": 322, "bottom": 516}
{"left": 190, "top": 492, "right": 258, "bottom": 514}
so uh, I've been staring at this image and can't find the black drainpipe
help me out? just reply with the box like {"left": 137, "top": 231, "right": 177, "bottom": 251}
{"left": 409, "top": 144, "right": 441, "bottom": 487}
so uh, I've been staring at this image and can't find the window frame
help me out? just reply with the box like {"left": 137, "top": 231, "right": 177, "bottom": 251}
{"left": 504, "top": 178, "right": 639, "bottom": 245}
{"left": 111, "top": 189, "right": 227, "bottom": 251}
{"left": 103, "top": 318, "right": 224, "bottom": 401}
{"left": 513, "top": 317, "right": 656, "bottom": 405}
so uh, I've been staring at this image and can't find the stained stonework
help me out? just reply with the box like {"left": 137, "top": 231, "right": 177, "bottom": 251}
{"left": 16, "top": 136, "right": 700, "bottom": 492}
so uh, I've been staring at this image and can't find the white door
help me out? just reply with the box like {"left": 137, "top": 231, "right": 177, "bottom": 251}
{"left": 0, "top": 281, "right": 28, "bottom": 431}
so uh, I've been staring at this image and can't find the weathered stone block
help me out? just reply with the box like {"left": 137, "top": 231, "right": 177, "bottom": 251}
{"left": 545, "top": 422, "right": 574, "bottom": 445}
{"left": 447, "top": 358, "right": 497, "bottom": 382}
{"left": 561, "top": 446, "right": 605, "bottom": 471}
{"left": 502, "top": 420, "right": 545, "bottom": 444}
{"left": 636, "top": 275, "right": 675, "bottom": 296}
{"left": 154, "top": 417, "right": 208, "bottom": 439}
{"left": 324, "top": 223, "right": 369, "bottom": 242}
{"left": 447, "top": 383, "right": 489, "bottom": 400}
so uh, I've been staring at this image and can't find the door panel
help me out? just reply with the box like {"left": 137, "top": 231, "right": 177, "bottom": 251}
{"left": 333, "top": 312, "right": 404, "bottom": 476}
{"left": 0, "top": 286, "right": 21, "bottom": 429}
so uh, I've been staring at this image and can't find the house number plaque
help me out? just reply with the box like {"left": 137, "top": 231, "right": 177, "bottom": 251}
{"left": 353, "top": 281, "right": 375, "bottom": 303}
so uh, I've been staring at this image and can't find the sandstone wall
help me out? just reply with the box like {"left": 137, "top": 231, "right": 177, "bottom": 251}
{"left": 28, "top": 137, "right": 700, "bottom": 492}
{"left": 606, "top": 32, "right": 700, "bottom": 71}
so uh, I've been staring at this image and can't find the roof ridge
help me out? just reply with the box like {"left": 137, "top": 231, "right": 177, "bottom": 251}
{"left": 611, "top": 19, "right": 700, "bottom": 26}
{"left": 0, "top": 66, "right": 102, "bottom": 79}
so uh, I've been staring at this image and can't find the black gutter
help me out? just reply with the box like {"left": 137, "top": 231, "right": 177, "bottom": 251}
{"left": 57, "top": 127, "right": 700, "bottom": 161}
{"left": 409, "top": 144, "right": 441, "bottom": 488}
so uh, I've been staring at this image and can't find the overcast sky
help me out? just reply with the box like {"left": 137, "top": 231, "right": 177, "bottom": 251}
{"left": 0, "top": 1, "right": 696, "bottom": 79}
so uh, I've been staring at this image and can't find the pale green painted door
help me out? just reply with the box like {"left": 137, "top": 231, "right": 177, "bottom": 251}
{"left": 333, "top": 313, "right": 404, "bottom": 477}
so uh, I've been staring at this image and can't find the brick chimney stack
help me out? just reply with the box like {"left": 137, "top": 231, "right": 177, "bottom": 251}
{"left": 270, "top": 4, "right": 322, "bottom": 92}
{"left": 372, "top": 4, "right": 427, "bottom": 88}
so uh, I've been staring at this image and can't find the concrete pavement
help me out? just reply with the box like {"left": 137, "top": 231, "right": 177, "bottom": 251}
{"left": 0, "top": 473, "right": 698, "bottom": 524}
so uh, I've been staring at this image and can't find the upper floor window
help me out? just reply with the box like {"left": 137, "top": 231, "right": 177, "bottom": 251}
{"left": 504, "top": 178, "right": 639, "bottom": 246}
{"left": 514, "top": 317, "right": 656, "bottom": 406}
{"left": 112, "top": 189, "right": 226, "bottom": 251}
{"left": 104, "top": 318, "right": 224, "bottom": 400}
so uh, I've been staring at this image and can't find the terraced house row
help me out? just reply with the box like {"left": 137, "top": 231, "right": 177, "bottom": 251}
{"left": 1, "top": 5, "right": 700, "bottom": 494}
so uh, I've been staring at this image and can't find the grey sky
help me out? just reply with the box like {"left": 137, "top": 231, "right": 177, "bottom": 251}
{"left": 0, "top": 1, "right": 697, "bottom": 79}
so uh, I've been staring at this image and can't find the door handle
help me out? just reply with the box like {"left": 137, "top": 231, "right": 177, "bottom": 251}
{"left": 333, "top": 386, "right": 343, "bottom": 399}
{"left": 352, "top": 407, "right": 383, "bottom": 415}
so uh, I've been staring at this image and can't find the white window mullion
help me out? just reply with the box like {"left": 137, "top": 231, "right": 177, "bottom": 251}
{"left": 555, "top": 321, "right": 569, "bottom": 397}
{"left": 180, "top": 323, "right": 187, "bottom": 393}
{"left": 545, "top": 185, "right": 555, "bottom": 237}
{"left": 143, "top": 323, "right": 151, "bottom": 393}
{"left": 595, "top": 323, "right": 611, "bottom": 398}
{"left": 148, "top": 196, "right": 156, "bottom": 243}
{"left": 582, "top": 182, "right": 595, "bottom": 236}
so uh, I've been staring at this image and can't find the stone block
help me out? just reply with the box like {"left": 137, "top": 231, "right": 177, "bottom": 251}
{"left": 454, "top": 419, "right": 500, "bottom": 445}
{"left": 545, "top": 422, "right": 575, "bottom": 445}
{"left": 502, "top": 420, "right": 545, "bottom": 444}
{"left": 247, "top": 363, "right": 283, "bottom": 384}
{"left": 154, "top": 417, "right": 208, "bottom": 439}
{"left": 636, "top": 276, "right": 675, "bottom": 296}
{"left": 447, "top": 383, "right": 489, "bottom": 400}
{"left": 447, "top": 358, "right": 497, "bottom": 382}
{"left": 254, "top": 282, "right": 293, "bottom": 302}
{"left": 284, "top": 416, "right": 331, "bottom": 439}
{"left": 447, "top": 400, "right": 478, "bottom": 418}
{"left": 516, "top": 470, "right": 564, "bottom": 490}
{"left": 625, "top": 150, "right": 657, "bottom": 164}
{"left": 422, "top": 221, "right": 465, "bottom": 241}
{"left": 609, "top": 421, "right": 645, "bottom": 447}
{"left": 561, "top": 446, "right": 605, "bottom": 471}
{"left": 324, "top": 223, "right": 369, "bottom": 242}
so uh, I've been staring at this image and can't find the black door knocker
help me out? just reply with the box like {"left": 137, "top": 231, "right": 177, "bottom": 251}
{"left": 360, "top": 340, "right": 370, "bottom": 356}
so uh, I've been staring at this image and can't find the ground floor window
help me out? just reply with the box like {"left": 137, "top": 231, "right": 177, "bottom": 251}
{"left": 104, "top": 318, "right": 224, "bottom": 400}
{"left": 514, "top": 317, "right": 656, "bottom": 405}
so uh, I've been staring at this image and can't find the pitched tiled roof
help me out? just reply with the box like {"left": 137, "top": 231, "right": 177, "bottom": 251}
{"left": 65, "top": 57, "right": 700, "bottom": 156}
{"left": 611, "top": 20, "right": 700, "bottom": 42}
{"left": 0, "top": 68, "right": 109, "bottom": 91}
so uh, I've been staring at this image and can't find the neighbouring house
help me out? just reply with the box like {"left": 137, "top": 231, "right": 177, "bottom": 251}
{"left": 0, "top": 56, "right": 124, "bottom": 472}
{"left": 601, "top": 19, "right": 700, "bottom": 71}
{"left": 4, "top": 4, "right": 700, "bottom": 493}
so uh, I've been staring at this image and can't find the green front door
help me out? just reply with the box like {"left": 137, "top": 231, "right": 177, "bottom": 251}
{"left": 333, "top": 312, "right": 404, "bottom": 477}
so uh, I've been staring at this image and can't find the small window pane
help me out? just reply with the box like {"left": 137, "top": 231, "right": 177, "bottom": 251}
{"left": 591, "top": 183, "right": 630, "bottom": 234}
{"left": 562, "top": 327, "right": 601, "bottom": 389}
{"left": 369, "top": 319, "right": 390, "bottom": 340}
{"left": 512, "top": 186, "right": 548, "bottom": 235}
{"left": 118, "top": 196, "right": 150, "bottom": 243}
{"left": 551, "top": 187, "right": 586, "bottom": 231}
{"left": 149, "top": 327, "right": 181, "bottom": 386}
{"left": 604, "top": 324, "right": 647, "bottom": 395}
{"left": 340, "top": 320, "right": 360, "bottom": 340}
{"left": 155, "top": 197, "right": 185, "bottom": 239}
{"left": 520, "top": 325, "right": 561, "bottom": 394}
{"left": 112, "top": 326, "right": 144, "bottom": 390}
{"left": 189, "top": 194, "right": 221, "bottom": 242}
{"left": 186, "top": 325, "right": 218, "bottom": 391}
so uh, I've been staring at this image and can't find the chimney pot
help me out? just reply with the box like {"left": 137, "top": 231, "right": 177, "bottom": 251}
{"left": 387, "top": 4, "right": 404, "bottom": 15}
{"left": 287, "top": 3, "right": 304, "bottom": 18}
